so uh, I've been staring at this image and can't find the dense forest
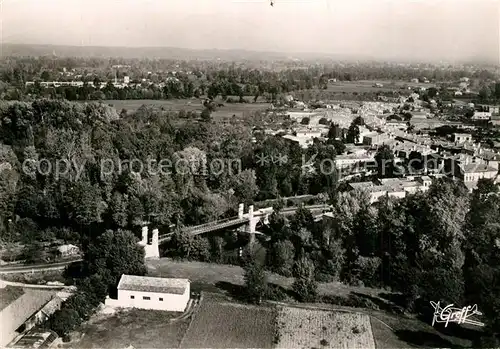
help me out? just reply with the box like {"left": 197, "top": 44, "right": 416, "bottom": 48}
{"left": 0, "top": 99, "right": 341, "bottom": 253}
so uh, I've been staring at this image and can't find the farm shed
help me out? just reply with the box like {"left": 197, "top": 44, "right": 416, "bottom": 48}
{"left": 106, "top": 275, "right": 190, "bottom": 312}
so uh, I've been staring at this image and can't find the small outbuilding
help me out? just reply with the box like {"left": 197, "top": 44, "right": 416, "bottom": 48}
{"left": 107, "top": 275, "right": 190, "bottom": 312}
{"left": 57, "top": 244, "right": 80, "bottom": 257}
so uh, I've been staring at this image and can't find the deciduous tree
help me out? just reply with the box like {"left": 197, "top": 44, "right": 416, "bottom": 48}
{"left": 243, "top": 258, "right": 268, "bottom": 303}
{"left": 83, "top": 229, "right": 146, "bottom": 291}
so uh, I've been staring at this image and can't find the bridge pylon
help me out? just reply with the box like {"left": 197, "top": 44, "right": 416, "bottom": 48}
{"left": 137, "top": 224, "right": 160, "bottom": 259}
{"left": 248, "top": 205, "right": 256, "bottom": 245}
{"left": 238, "top": 203, "right": 244, "bottom": 219}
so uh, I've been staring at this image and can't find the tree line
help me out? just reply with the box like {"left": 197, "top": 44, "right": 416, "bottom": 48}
{"left": 2, "top": 56, "right": 497, "bottom": 101}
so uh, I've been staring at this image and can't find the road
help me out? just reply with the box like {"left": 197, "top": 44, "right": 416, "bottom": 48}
{"left": 0, "top": 259, "right": 82, "bottom": 274}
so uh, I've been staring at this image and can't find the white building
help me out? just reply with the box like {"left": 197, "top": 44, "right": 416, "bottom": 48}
{"left": 472, "top": 111, "right": 492, "bottom": 120}
{"left": 287, "top": 111, "right": 320, "bottom": 121}
{"left": 282, "top": 134, "right": 312, "bottom": 149}
{"left": 295, "top": 130, "right": 323, "bottom": 139}
{"left": 349, "top": 177, "right": 431, "bottom": 203}
{"left": 453, "top": 133, "right": 472, "bottom": 143}
{"left": 106, "top": 275, "right": 190, "bottom": 312}
{"left": 57, "top": 244, "right": 80, "bottom": 257}
{"left": 362, "top": 132, "right": 391, "bottom": 146}
{"left": 335, "top": 154, "right": 374, "bottom": 169}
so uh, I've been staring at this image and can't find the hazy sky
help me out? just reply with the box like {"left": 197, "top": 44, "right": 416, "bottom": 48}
{"left": 1, "top": 0, "right": 499, "bottom": 63}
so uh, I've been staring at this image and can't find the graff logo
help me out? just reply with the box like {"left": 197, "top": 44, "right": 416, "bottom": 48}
{"left": 0, "top": 162, "right": 12, "bottom": 173}
{"left": 430, "top": 301, "right": 485, "bottom": 328}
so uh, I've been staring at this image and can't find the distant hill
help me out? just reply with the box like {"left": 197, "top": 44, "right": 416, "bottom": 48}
{"left": 3, "top": 43, "right": 495, "bottom": 65}
{"left": 1, "top": 43, "right": 297, "bottom": 60}
{"left": 0, "top": 43, "right": 364, "bottom": 62}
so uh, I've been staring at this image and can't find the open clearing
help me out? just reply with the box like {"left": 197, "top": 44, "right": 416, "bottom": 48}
{"left": 180, "top": 293, "right": 276, "bottom": 348}
{"left": 371, "top": 311, "right": 474, "bottom": 348}
{"left": 103, "top": 99, "right": 271, "bottom": 117}
{"left": 75, "top": 308, "right": 189, "bottom": 349}
{"left": 275, "top": 306, "right": 375, "bottom": 349}
{"left": 147, "top": 259, "right": 382, "bottom": 298}
{"left": 104, "top": 99, "right": 201, "bottom": 112}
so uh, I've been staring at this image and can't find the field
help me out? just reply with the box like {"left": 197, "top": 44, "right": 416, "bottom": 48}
{"left": 370, "top": 311, "right": 474, "bottom": 348}
{"left": 323, "top": 80, "right": 436, "bottom": 93}
{"left": 147, "top": 259, "right": 382, "bottom": 298}
{"left": 103, "top": 99, "right": 271, "bottom": 117}
{"left": 74, "top": 308, "right": 190, "bottom": 349}
{"left": 0, "top": 286, "right": 24, "bottom": 311}
{"left": 104, "top": 99, "right": 201, "bottom": 112}
{"left": 146, "top": 260, "right": 478, "bottom": 348}
{"left": 275, "top": 306, "right": 376, "bottom": 349}
{"left": 180, "top": 293, "right": 277, "bottom": 348}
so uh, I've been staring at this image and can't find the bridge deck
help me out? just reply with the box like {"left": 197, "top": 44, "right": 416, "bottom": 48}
{"left": 156, "top": 204, "right": 330, "bottom": 243}
{"left": 187, "top": 218, "right": 248, "bottom": 235}
{"left": 158, "top": 217, "right": 248, "bottom": 242}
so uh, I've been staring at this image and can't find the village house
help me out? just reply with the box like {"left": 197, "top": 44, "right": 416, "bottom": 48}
{"left": 334, "top": 153, "right": 375, "bottom": 169}
{"left": 443, "top": 154, "right": 498, "bottom": 192}
{"left": 457, "top": 162, "right": 498, "bottom": 192}
{"left": 411, "top": 111, "right": 430, "bottom": 119}
{"left": 462, "top": 145, "right": 500, "bottom": 171}
{"left": 490, "top": 106, "right": 500, "bottom": 115}
{"left": 344, "top": 144, "right": 370, "bottom": 156}
{"left": 393, "top": 142, "right": 435, "bottom": 160}
{"left": 281, "top": 128, "right": 324, "bottom": 149}
{"left": 105, "top": 275, "right": 190, "bottom": 312}
{"left": 295, "top": 129, "right": 323, "bottom": 139}
{"left": 362, "top": 132, "right": 391, "bottom": 146}
{"left": 282, "top": 134, "right": 313, "bottom": 149}
{"left": 476, "top": 149, "right": 500, "bottom": 171}
{"left": 56, "top": 244, "right": 80, "bottom": 257}
{"left": 349, "top": 181, "right": 390, "bottom": 203}
{"left": 378, "top": 177, "right": 432, "bottom": 195}
{"left": 384, "top": 120, "right": 408, "bottom": 131}
{"left": 348, "top": 177, "right": 430, "bottom": 203}
{"left": 471, "top": 111, "right": 492, "bottom": 121}
{"left": 490, "top": 115, "right": 500, "bottom": 127}
{"left": 0, "top": 288, "right": 70, "bottom": 348}
{"left": 452, "top": 133, "right": 472, "bottom": 144}
{"left": 410, "top": 118, "right": 444, "bottom": 131}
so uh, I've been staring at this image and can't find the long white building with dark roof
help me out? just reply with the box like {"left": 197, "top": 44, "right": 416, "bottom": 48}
{"left": 105, "top": 275, "right": 190, "bottom": 312}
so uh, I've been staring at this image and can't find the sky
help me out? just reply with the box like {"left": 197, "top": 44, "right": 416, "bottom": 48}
{"left": 1, "top": 0, "right": 499, "bottom": 63}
